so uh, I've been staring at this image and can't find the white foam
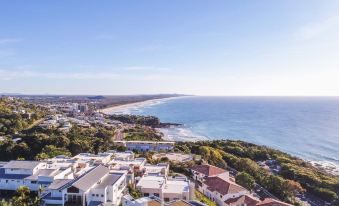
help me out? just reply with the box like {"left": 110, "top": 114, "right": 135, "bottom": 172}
{"left": 101, "top": 97, "right": 179, "bottom": 114}
{"left": 157, "top": 127, "right": 208, "bottom": 142}
{"left": 309, "top": 160, "right": 339, "bottom": 176}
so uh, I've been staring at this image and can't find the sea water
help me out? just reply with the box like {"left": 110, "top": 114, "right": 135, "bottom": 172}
{"left": 111, "top": 96, "right": 339, "bottom": 174}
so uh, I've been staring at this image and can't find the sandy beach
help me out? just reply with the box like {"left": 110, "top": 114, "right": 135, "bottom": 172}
{"left": 98, "top": 97, "right": 180, "bottom": 114}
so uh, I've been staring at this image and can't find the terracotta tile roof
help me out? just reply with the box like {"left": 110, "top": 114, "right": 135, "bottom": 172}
{"left": 224, "top": 195, "right": 259, "bottom": 206}
{"left": 190, "top": 164, "right": 226, "bottom": 176}
{"left": 147, "top": 200, "right": 161, "bottom": 206}
{"left": 256, "top": 198, "right": 292, "bottom": 206}
{"left": 204, "top": 176, "right": 246, "bottom": 195}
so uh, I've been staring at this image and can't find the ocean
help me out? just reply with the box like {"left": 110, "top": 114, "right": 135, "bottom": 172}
{"left": 110, "top": 96, "right": 339, "bottom": 174}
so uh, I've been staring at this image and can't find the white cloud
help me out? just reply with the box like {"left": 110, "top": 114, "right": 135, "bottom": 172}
{"left": 0, "top": 38, "right": 22, "bottom": 44}
{"left": 122, "top": 66, "right": 171, "bottom": 72}
{"left": 0, "top": 69, "right": 120, "bottom": 80}
{"left": 295, "top": 15, "right": 339, "bottom": 40}
{"left": 0, "top": 66, "right": 174, "bottom": 81}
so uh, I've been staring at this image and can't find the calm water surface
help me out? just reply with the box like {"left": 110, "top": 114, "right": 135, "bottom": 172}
{"left": 117, "top": 96, "right": 339, "bottom": 173}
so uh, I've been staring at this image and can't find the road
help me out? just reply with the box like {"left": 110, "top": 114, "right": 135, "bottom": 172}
{"left": 25, "top": 118, "right": 44, "bottom": 130}
{"left": 227, "top": 166, "right": 279, "bottom": 200}
{"left": 113, "top": 128, "right": 124, "bottom": 141}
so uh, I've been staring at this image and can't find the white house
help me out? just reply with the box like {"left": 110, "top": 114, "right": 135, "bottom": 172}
{"left": 114, "top": 141, "right": 175, "bottom": 152}
{"left": 72, "top": 152, "right": 113, "bottom": 165}
{"left": 109, "top": 151, "right": 135, "bottom": 161}
{"left": 109, "top": 158, "right": 146, "bottom": 172}
{"left": 43, "top": 165, "right": 127, "bottom": 206}
{"left": 0, "top": 160, "right": 76, "bottom": 192}
{"left": 0, "top": 161, "right": 46, "bottom": 191}
{"left": 136, "top": 175, "right": 192, "bottom": 203}
{"left": 143, "top": 163, "right": 169, "bottom": 176}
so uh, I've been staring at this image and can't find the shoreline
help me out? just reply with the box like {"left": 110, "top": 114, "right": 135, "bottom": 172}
{"left": 98, "top": 96, "right": 183, "bottom": 114}
{"left": 98, "top": 96, "right": 339, "bottom": 176}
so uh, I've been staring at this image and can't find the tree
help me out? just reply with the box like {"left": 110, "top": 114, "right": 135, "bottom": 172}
{"left": 117, "top": 145, "right": 127, "bottom": 152}
{"left": 128, "top": 185, "right": 142, "bottom": 199}
{"left": 0, "top": 200, "right": 12, "bottom": 206}
{"left": 13, "top": 186, "right": 31, "bottom": 206}
{"left": 236, "top": 172, "right": 255, "bottom": 191}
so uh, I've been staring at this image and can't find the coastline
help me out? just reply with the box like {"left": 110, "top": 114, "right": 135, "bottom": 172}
{"left": 98, "top": 96, "right": 182, "bottom": 114}
{"left": 99, "top": 96, "right": 339, "bottom": 176}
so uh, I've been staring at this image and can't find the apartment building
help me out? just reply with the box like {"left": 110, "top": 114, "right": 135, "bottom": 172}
{"left": 0, "top": 160, "right": 72, "bottom": 192}
{"left": 114, "top": 141, "right": 175, "bottom": 152}
{"left": 136, "top": 175, "right": 192, "bottom": 203}
{"left": 143, "top": 163, "right": 169, "bottom": 176}
{"left": 42, "top": 165, "right": 127, "bottom": 206}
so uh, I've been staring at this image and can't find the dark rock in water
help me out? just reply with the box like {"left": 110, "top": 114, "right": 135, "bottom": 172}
{"left": 158, "top": 122, "right": 182, "bottom": 128}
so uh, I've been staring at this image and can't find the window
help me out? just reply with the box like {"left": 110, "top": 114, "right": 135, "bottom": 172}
{"left": 101, "top": 194, "right": 104, "bottom": 197}
{"left": 96, "top": 194, "right": 99, "bottom": 197}
{"left": 144, "top": 193, "right": 149, "bottom": 197}
{"left": 164, "top": 198, "right": 170, "bottom": 202}
{"left": 67, "top": 186, "right": 80, "bottom": 193}
{"left": 92, "top": 194, "right": 95, "bottom": 197}
{"left": 154, "top": 193, "right": 159, "bottom": 197}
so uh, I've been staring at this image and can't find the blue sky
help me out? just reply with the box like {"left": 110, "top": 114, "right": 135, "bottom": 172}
{"left": 0, "top": 0, "right": 339, "bottom": 95}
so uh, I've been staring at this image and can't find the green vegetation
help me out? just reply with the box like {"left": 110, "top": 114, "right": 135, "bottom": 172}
{"left": 0, "top": 98, "right": 46, "bottom": 135}
{"left": 236, "top": 172, "right": 255, "bottom": 191}
{"left": 109, "top": 114, "right": 161, "bottom": 127}
{"left": 123, "top": 125, "right": 162, "bottom": 141}
{"left": 109, "top": 114, "right": 180, "bottom": 128}
{"left": 128, "top": 185, "right": 142, "bottom": 199}
{"left": 175, "top": 140, "right": 338, "bottom": 205}
{"left": 0, "top": 186, "right": 40, "bottom": 206}
{"left": 194, "top": 190, "right": 217, "bottom": 206}
{"left": 0, "top": 125, "right": 116, "bottom": 161}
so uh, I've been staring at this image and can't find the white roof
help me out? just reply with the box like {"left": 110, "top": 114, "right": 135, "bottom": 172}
{"left": 136, "top": 175, "right": 165, "bottom": 189}
{"left": 3, "top": 161, "right": 41, "bottom": 169}
{"left": 112, "top": 151, "right": 134, "bottom": 160}
{"left": 72, "top": 153, "right": 112, "bottom": 161}
{"left": 110, "top": 158, "right": 146, "bottom": 169}
{"left": 153, "top": 153, "right": 193, "bottom": 162}
{"left": 163, "top": 179, "right": 189, "bottom": 194}
{"left": 144, "top": 164, "right": 167, "bottom": 175}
